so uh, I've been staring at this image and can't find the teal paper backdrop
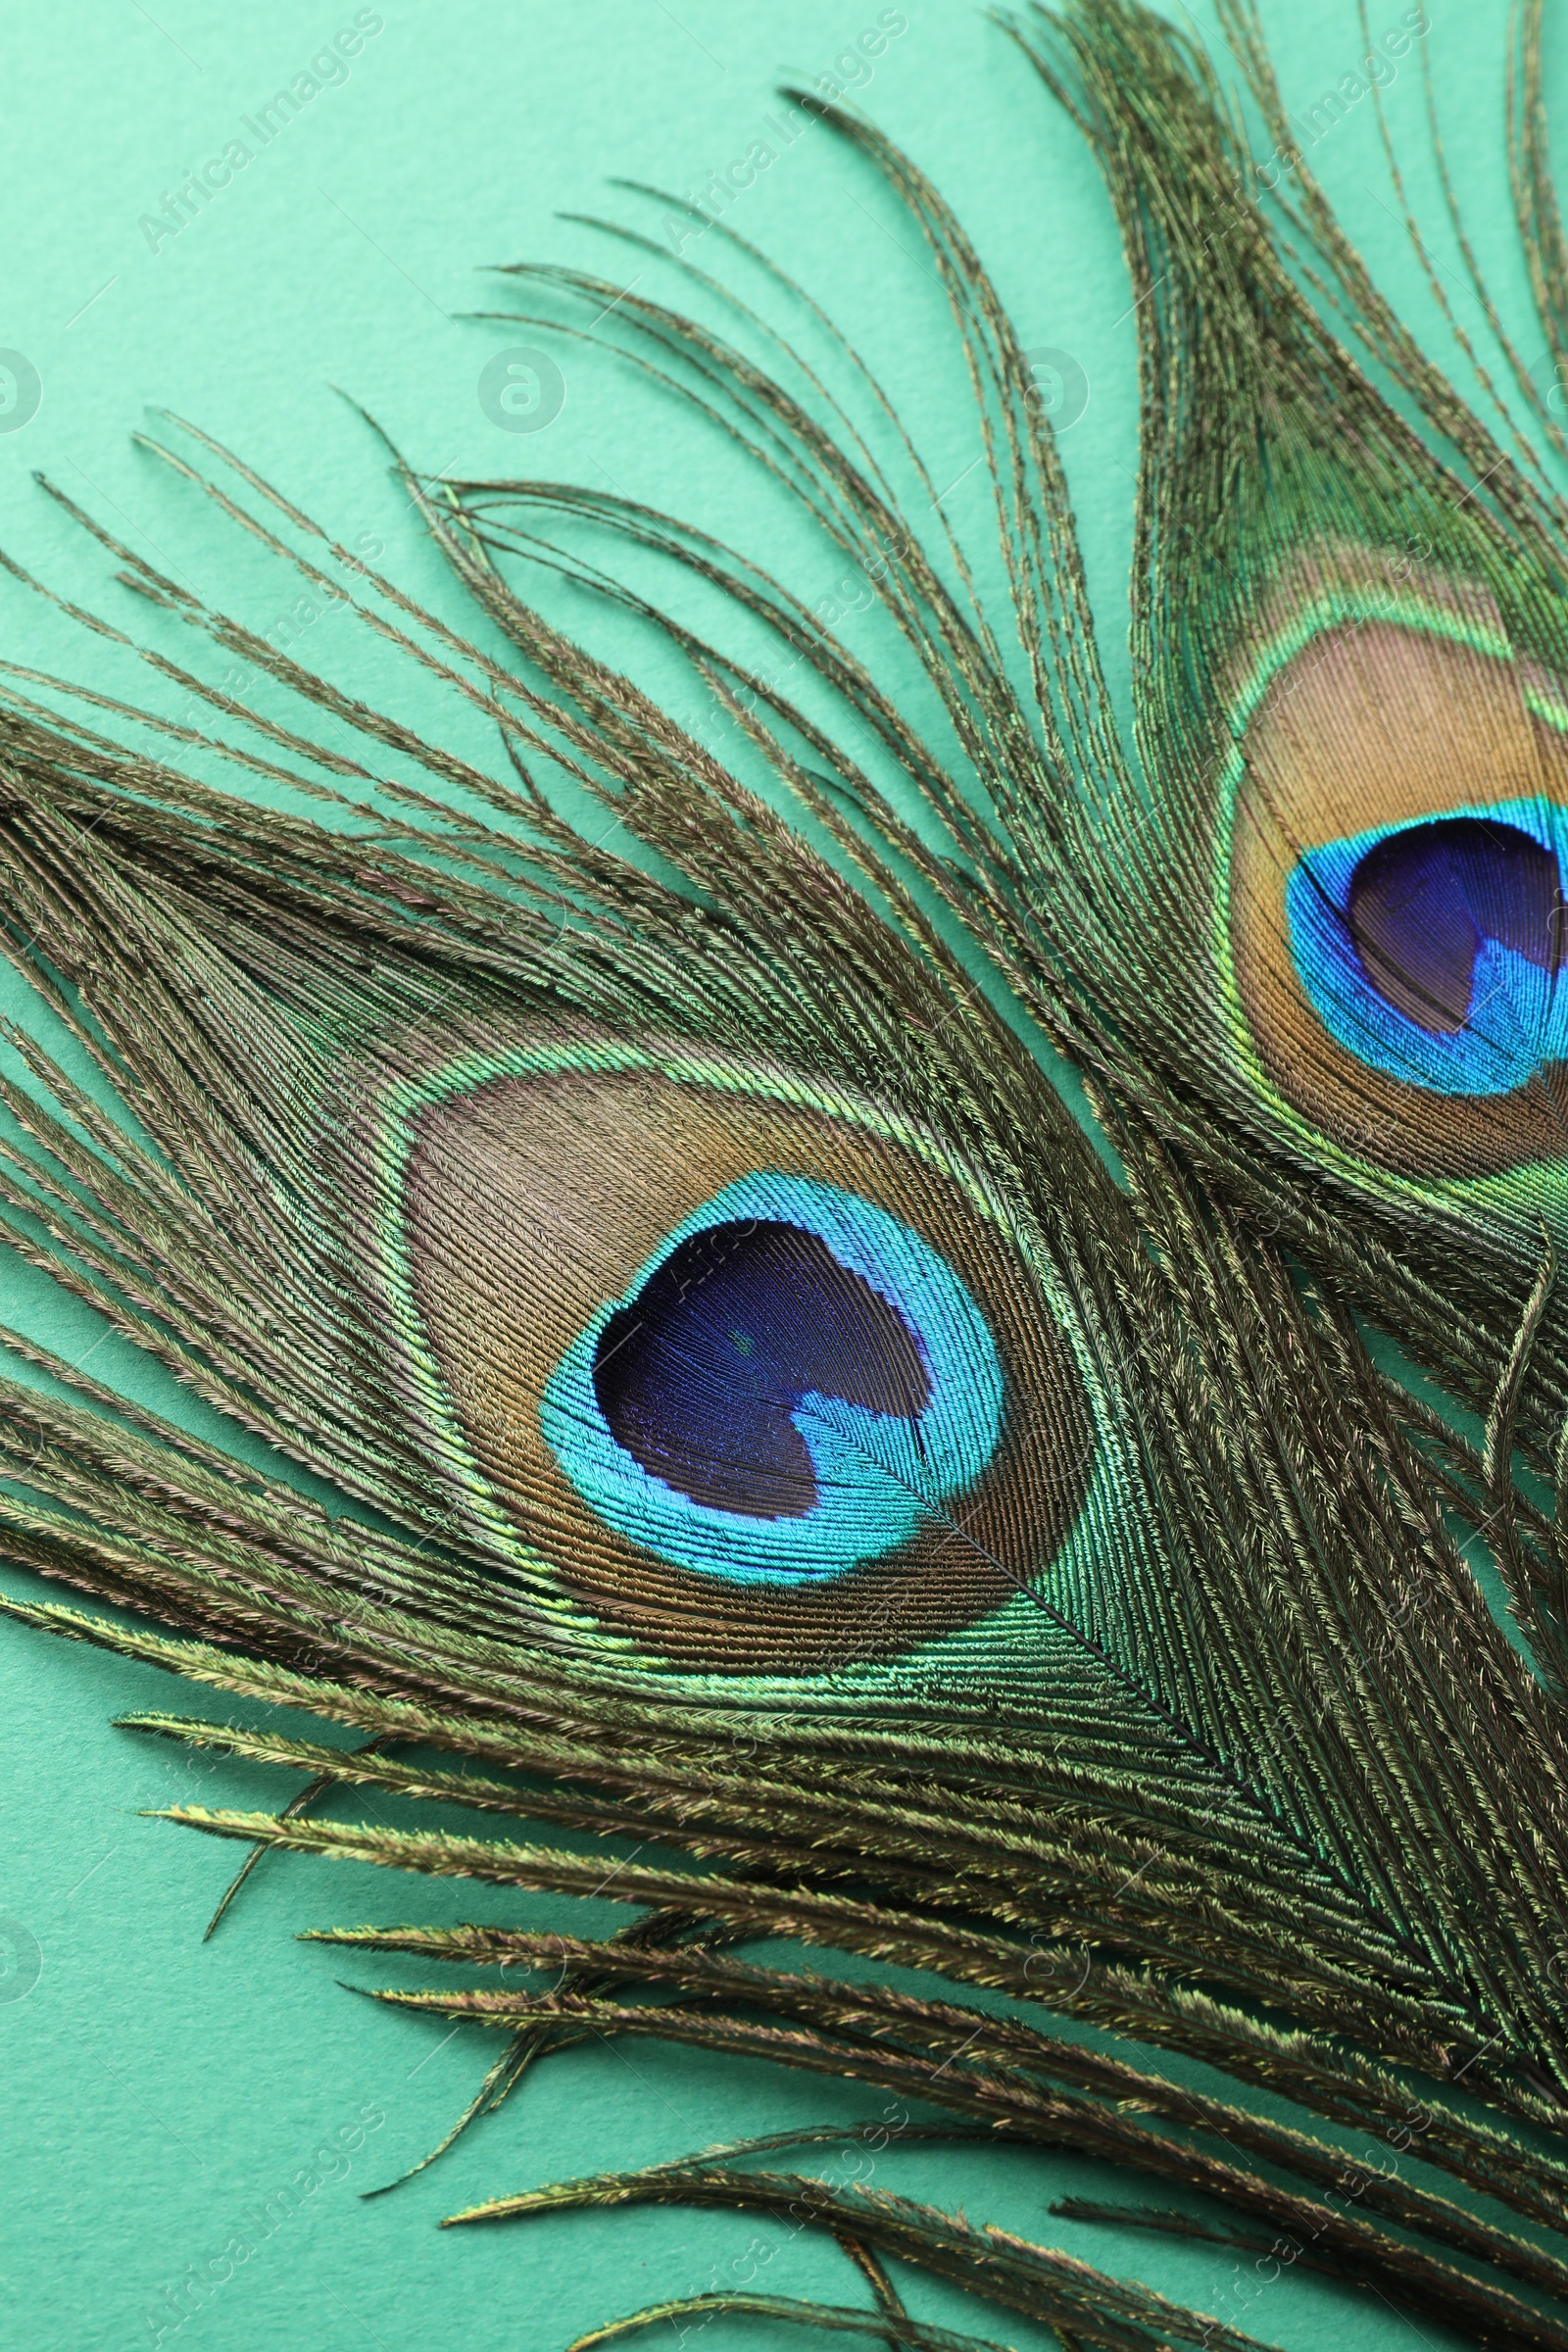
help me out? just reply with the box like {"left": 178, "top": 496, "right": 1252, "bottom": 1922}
{"left": 0, "top": 6, "right": 1541, "bottom": 2347}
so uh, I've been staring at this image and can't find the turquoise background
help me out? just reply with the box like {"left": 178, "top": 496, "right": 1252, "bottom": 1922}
{"left": 0, "top": 5, "right": 1546, "bottom": 2348}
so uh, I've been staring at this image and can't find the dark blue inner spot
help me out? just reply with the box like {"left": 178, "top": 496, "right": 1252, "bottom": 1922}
{"left": 592, "top": 1219, "right": 930, "bottom": 1520}
{"left": 1347, "top": 818, "right": 1565, "bottom": 1035}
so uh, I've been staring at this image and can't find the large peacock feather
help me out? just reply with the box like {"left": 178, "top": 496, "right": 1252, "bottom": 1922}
{"left": 12, "top": 4, "right": 1568, "bottom": 2347}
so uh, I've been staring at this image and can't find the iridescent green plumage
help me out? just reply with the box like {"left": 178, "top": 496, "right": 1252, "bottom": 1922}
{"left": 11, "top": 7, "right": 1568, "bottom": 2349}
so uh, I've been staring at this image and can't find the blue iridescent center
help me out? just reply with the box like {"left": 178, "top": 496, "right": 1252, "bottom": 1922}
{"left": 1285, "top": 800, "right": 1568, "bottom": 1095}
{"left": 594, "top": 1219, "right": 930, "bottom": 1518}
{"left": 540, "top": 1173, "right": 1004, "bottom": 1585}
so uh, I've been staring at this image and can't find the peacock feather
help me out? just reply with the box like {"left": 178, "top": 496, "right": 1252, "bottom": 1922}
{"left": 13, "top": 4, "right": 1568, "bottom": 2347}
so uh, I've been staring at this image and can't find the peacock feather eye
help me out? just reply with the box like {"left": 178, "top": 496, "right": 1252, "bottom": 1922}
{"left": 1287, "top": 808, "right": 1568, "bottom": 1091}
{"left": 542, "top": 1173, "right": 1004, "bottom": 1582}
{"left": 389, "top": 1040, "right": 1104, "bottom": 1675}
{"left": 1224, "top": 594, "right": 1568, "bottom": 1186}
